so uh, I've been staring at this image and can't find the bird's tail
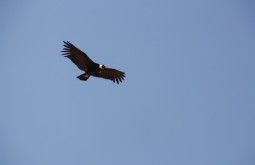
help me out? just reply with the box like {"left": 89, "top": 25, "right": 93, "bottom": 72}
{"left": 77, "top": 73, "right": 90, "bottom": 81}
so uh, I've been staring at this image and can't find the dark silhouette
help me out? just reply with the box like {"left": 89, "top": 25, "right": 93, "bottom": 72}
{"left": 61, "top": 41, "right": 125, "bottom": 84}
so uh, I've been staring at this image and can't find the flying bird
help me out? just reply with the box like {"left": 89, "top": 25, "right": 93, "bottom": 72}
{"left": 61, "top": 41, "right": 125, "bottom": 84}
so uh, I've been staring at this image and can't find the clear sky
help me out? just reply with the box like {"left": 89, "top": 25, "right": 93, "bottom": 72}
{"left": 1, "top": 0, "right": 255, "bottom": 165}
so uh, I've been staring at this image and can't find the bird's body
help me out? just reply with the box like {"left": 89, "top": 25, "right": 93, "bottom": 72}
{"left": 77, "top": 63, "right": 101, "bottom": 81}
{"left": 61, "top": 41, "right": 125, "bottom": 84}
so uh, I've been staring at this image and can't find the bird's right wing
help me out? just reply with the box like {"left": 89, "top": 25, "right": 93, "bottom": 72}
{"left": 61, "top": 41, "right": 95, "bottom": 71}
{"left": 92, "top": 67, "right": 125, "bottom": 84}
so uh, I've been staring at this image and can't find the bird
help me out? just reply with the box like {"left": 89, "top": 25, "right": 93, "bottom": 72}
{"left": 61, "top": 41, "right": 125, "bottom": 84}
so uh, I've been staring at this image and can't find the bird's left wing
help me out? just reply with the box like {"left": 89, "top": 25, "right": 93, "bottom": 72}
{"left": 61, "top": 41, "right": 95, "bottom": 71}
{"left": 93, "top": 68, "right": 125, "bottom": 84}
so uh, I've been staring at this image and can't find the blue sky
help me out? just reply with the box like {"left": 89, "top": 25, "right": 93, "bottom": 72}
{"left": 1, "top": 0, "right": 255, "bottom": 165}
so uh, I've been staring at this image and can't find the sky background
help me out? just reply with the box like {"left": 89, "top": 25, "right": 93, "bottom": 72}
{"left": 1, "top": 0, "right": 255, "bottom": 165}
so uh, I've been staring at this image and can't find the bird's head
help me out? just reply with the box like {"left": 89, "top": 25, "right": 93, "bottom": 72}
{"left": 99, "top": 64, "right": 106, "bottom": 69}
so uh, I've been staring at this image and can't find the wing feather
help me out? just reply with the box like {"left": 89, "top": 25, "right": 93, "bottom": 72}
{"left": 92, "top": 68, "right": 125, "bottom": 84}
{"left": 61, "top": 41, "right": 95, "bottom": 71}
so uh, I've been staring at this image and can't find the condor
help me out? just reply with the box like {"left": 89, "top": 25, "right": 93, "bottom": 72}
{"left": 61, "top": 41, "right": 125, "bottom": 84}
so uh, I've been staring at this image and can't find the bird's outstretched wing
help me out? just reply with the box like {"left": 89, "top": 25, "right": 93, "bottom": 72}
{"left": 61, "top": 41, "right": 95, "bottom": 71}
{"left": 92, "top": 68, "right": 125, "bottom": 84}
